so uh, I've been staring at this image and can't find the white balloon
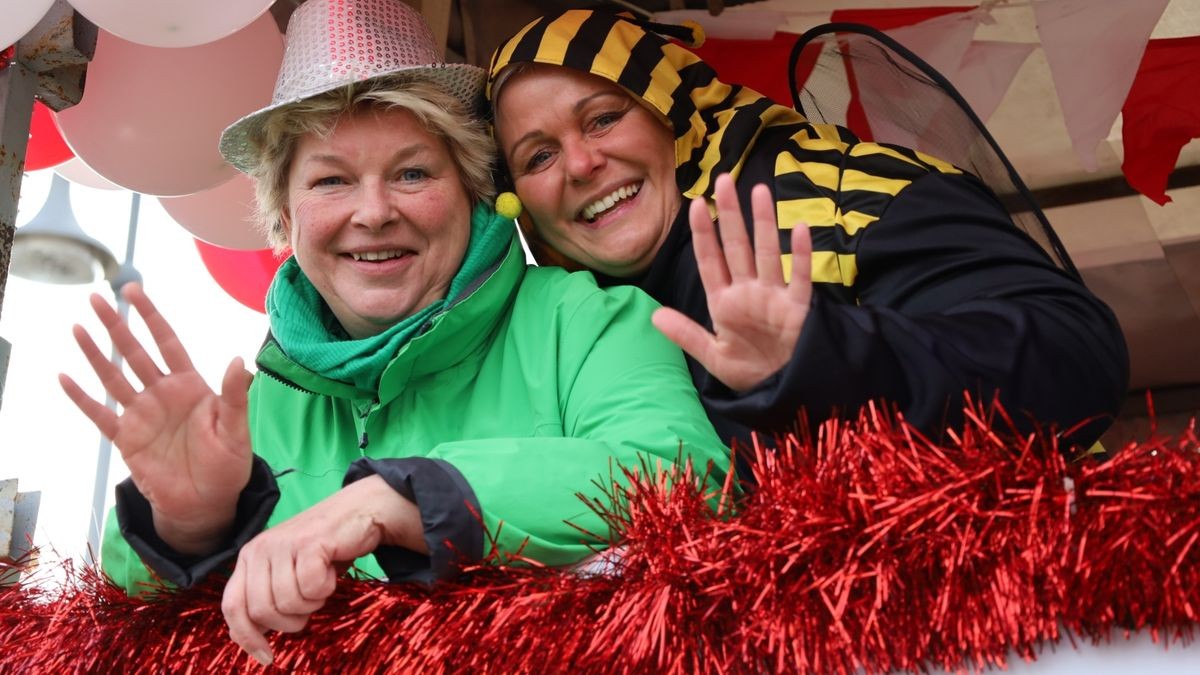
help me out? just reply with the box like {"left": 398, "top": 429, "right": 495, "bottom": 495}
{"left": 68, "top": 0, "right": 276, "bottom": 49}
{"left": 54, "top": 157, "right": 122, "bottom": 190}
{"left": 158, "top": 174, "right": 269, "bottom": 250}
{"left": 0, "top": 0, "right": 55, "bottom": 49}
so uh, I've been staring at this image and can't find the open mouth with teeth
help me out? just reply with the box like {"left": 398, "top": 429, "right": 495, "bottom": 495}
{"left": 349, "top": 250, "right": 412, "bottom": 262}
{"left": 580, "top": 182, "right": 641, "bottom": 223}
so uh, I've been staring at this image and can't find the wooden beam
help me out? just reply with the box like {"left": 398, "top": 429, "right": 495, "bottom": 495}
{"left": 1026, "top": 165, "right": 1200, "bottom": 211}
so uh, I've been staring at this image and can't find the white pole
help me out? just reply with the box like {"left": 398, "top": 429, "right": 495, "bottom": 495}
{"left": 85, "top": 192, "right": 142, "bottom": 566}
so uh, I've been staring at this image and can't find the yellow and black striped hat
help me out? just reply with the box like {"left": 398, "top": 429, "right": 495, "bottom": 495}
{"left": 486, "top": 9, "right": 807, "bottom": 201}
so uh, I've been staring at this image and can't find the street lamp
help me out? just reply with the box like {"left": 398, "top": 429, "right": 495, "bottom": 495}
{"left": 10, "top": 173, "right": 142, "bottom": 565}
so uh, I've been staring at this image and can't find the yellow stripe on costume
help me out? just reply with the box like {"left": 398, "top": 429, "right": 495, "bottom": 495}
{"left": 786, "top": 135, "right": 850, "bottom": 156}
{"left": 913, "top": 149, "right": 962, "bottom": 175}
{"left": 849, "top": 143, "right": 930, "bottom": 170}
{"left": 687, "top": 94, "right": 775, "bottom": 196}
{"left": 591, "top": 22, "right": 636, "bottom": 80}
{"left": 838, "top": 210, "right": 879, "bottom": 236}
{"left": 490, "top": 22, "right": 537, "bottom": 78}
{"left": 781, "top": 251, "right": 860, "bottom": 286}
{"left": 777, "top": 198, "right": 837, "bottom": 230}
{"left": 644, "top": 56, "right": 683, "bottom": 118}
{"left": 776, "top": 161, "right": 841, "bottom": 192}
{"left": 807, "top": 123, "right": 845, "bottom": 143}
{"left": 533, "top": 12, "right": 588, "bottom": 65}
{"left": 840, "top": 169, "right": 911, "bottom": 196}
{"left": 677, "top": 78, "right": 735, "bottom": 180}
{"left": 791, "top": 251, "right": 858, "bottom": 286}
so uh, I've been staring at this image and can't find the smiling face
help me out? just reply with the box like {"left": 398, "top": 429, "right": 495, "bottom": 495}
{"left": 283, "top": 107, "right": 471, "bottom": 338}
{"left": 494, "top": 65, "right": 680, "bottom": 278}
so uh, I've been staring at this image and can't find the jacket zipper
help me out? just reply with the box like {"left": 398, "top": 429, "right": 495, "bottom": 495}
{"left": 358, "top": 400, "right": 379, "bottom": 453}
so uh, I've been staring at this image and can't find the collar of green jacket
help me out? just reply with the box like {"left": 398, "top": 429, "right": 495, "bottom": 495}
{"left": 486, "top": 9, "right": 809, "bottom": 200}
{"left": 259, "top": 202, "right": 521, "bottom": 401}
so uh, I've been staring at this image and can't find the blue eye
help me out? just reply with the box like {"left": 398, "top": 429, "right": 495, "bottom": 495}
{"left": 593, "top": 111, "right": 621, "bottom": 128}
{"left": 400, "top": 168, "right": 427, "bottom": 182}
{"left": 314, "top": 176, "right": 345, "bottom": 187}
{"left": 526, "top": 149, "right": 553, "bottom": 171}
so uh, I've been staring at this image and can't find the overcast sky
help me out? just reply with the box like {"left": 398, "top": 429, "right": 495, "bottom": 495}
{"left": 0, "top": 169, "right": 269, "bottom": 568}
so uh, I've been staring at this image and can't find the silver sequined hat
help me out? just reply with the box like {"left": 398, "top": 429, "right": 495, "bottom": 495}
{"left": 219, "top": 0, "right": 485, "bottom": 173}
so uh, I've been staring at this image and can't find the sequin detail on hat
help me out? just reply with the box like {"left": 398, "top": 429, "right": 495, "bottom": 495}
{"left": 219, "top": 0, "right": 485, "bottom": 173}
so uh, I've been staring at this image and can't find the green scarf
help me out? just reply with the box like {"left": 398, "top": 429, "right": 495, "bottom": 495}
{"left": 265, "top": 202, "right": 514, "bottom": 391}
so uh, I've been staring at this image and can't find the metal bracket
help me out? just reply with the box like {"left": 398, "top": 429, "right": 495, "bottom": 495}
{"left": 15, "top": 0, "right": 96, "bottom": 110}
{"left": 0, "top": 478, "right": 41, "bottom": 586}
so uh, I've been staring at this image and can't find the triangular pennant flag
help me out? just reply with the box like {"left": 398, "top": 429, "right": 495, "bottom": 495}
{"left": 862, "top": 11, "right": 983, "bottom": 147}
{"left": 829, "top": 6, "right": 976, "bottom": 140}
{"left": 1121, "top": 36, "right": 1200, "bottom": 205}
{"left": 1034, "top": 0, "right": 1169, "bottom": 171}
{"left": 886, "top": 10, "right": 981, "bottom": 78}
{"left": 953, "top": 40, "right": 1037, "bottom": 125}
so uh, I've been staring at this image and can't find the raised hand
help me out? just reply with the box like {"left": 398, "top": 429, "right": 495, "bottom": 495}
{"left": 652, "top": 173, "right": 813, "bottom": 392}
{"left": 222, "top": 475, "right": 426, "bottom": 666}
{"left": 59, "top": 283, "right": 254, "bottom": 555}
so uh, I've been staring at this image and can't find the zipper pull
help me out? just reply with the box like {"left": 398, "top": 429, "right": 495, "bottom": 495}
{"left": 358, "top": 399, "right": 377, "bottom": 452}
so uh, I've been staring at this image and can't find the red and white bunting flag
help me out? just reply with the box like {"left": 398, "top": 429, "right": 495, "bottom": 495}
{"left": 953, "top": 40, "right": 1037, "bottom": 124}
{"left": 885, "top": 10, "right": 981, "bottom": 79}
{"left": 1121, "top": 36, "right": 1200, "bottom": 206}
{"left": 1034, "top": 0, "right": 1169, "bottom": 171}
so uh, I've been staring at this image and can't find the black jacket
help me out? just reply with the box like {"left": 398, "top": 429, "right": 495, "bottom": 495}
{"left": 490, "top": 10, "right": 1129, "bottom": 465}
{"left": 602, "top": 126, "right": 1128, "bottom": 458}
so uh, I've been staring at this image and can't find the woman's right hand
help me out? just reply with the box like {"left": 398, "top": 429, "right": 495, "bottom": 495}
{"left": 59, "top": 283, "right": 254, "bottom": 556}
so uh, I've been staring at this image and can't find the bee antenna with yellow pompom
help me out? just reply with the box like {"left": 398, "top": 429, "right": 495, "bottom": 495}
{"left": 495, "top": 192, "right": 523, "bottom": 220}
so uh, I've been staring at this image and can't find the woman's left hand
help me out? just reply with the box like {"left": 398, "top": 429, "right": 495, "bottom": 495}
{"left": 652, "top": 173, "right": 812, "bottom": 392}
{"left": 221, "top": 476, "right": 427, "bottom": 666}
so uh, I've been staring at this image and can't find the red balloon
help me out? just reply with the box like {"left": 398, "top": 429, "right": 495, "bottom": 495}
{"left": 194, "top": 239, "right": 287, "bottom": 314}
{"left": 25, "top": 102, "right": 74, "bottom": 171}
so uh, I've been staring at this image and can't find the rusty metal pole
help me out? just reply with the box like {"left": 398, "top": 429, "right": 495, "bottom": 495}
{"left": 0, "top": 1, "right": 93, "bottom": 575}
{"left": 0, "top": 52, "right": 37, "bottom": 410}
{"left": 0, "top": 1, "right": 92, "bottom": 411}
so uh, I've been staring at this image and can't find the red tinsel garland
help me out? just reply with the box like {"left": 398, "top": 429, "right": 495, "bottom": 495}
{"left": 2, "top": 404, "right": 1197, "bottom": 673}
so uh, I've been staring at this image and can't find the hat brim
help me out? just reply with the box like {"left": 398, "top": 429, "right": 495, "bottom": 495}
{"left": 219, "top": 63, "right": 486, "bottom": 173}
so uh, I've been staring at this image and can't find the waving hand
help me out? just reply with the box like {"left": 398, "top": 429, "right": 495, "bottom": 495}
{"left": 59, "top": 283, "right": 254, "bottom": 555}
{"left": 652, "top": 174, "right": 812, "bottom": 392}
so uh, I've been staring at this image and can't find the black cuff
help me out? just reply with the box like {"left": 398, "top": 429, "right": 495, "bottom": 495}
{"left": 114, "top": 456, "right": 280, "bottom": 588}
{"left": 343, "top": 457, "right": 483, "bottom": 584}
{"left": 701, "top": 294, "right": 833, "bottom": 433}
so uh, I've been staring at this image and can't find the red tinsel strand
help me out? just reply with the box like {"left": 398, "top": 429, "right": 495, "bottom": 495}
{"left": 1, "top": 402, "right": 1197, "bottom": 673}
{"left": 1063, "top": 420, "right": 1200, "bottom": 641}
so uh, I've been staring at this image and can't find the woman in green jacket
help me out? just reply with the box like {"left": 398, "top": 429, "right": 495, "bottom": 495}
{"left": 59, "top": 0, "right": 725, "bottom": 666}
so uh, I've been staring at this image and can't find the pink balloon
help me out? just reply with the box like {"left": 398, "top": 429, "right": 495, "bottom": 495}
{"left": 194, "top": 239, "right": 286, "bottom": 314}
{"left": 55, "top": 16, "right": 282, "bottom": 196}
{"left": 54, "top": 157, "right": 122, "bottom": 190}
{"left": 159, "top": 174, "right": 268, "bottom": 250}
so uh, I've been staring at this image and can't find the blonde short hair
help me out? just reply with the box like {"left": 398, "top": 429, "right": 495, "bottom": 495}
{"left": 248, "top": 78, "right": 496, "bottom": 251}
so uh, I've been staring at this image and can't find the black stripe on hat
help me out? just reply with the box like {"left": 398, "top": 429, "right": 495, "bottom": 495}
{"left": 674, "top": 82, "right": 742, "bottom": 191}
{"left": 616, "top": 32, "right": 668, "bottom": 99}
{"left": 507, "top": 17, "right": 551, "bottom": 65}
{"left": 708, "top": 97, "right": 777, "bottom": 183}
{"left": 669, "top": 60, "right": 717, "bottom": 137}
{"left": 562, "top": 11, "right": 615, "bottom": 73}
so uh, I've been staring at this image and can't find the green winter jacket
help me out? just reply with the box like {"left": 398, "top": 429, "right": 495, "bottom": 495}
{"left": 101, "top": 228, "right": 727, "bottom": 591}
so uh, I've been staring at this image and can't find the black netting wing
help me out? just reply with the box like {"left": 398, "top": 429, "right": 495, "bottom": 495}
{"left": 789, "top": 22, "right": 1079, "bottom": 278}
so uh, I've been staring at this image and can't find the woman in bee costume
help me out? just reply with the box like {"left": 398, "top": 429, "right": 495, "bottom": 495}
{"left": 487, "top": 9, "right": 1128, "bottom": 460}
